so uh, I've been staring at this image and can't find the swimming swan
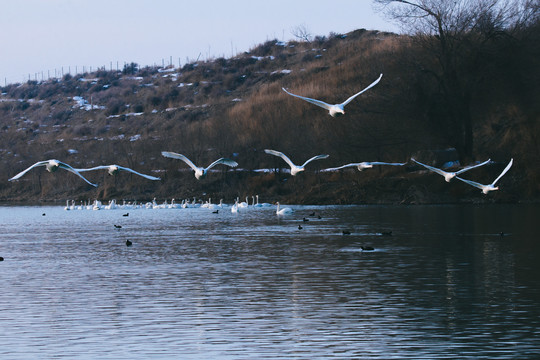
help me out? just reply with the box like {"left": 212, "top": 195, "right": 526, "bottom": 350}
{"left": 8, "top": 159, "right": 97, "bottom": 187}
{"left": 161, "top": 151, "right": 238, "bottom": 179}
{"left": 276, "top": 202, "right": 294, "bottom": 215}
{"left": 75, "top": 164, "right": 160, "bottom": 180}
{"left": 412, "top": 158, "right": 491, "bottom": 182}
{"left": 264, "top": 149, "right": 329, "bottom": 176}
{"left": 456, "top": 158, "right": 513, "bottom": 194}
{"left": 324, "top": 161, "right": 407, "bottom": 172}
{"left": 282, "top": 73, "right": 382, "bottom": 117}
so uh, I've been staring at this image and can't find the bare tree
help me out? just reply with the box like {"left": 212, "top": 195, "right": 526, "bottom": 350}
{"left": 374, "top": 0, "right": 536, "bottom": 161}
{"left": 291, "top": 24, "right": 313, "bottom": 42}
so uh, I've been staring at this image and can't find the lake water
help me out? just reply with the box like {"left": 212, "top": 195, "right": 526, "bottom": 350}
{"left": 0, "top": 203, "right": 539, "bottom": 359}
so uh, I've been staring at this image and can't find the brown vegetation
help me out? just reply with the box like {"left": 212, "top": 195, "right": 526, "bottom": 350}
{"left": 0, "top": 20, "right": 538, "bottom": 205}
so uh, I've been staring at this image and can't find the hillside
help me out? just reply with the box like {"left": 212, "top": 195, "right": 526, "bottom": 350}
{"left": 0, "top": 27, "right": 538, "bottom": 205}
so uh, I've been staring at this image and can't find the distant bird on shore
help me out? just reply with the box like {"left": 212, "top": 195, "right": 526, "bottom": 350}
{"left": 8, "top": 159, "right": 97, "bottom": 187}
{"left": 161, "top": 152, "right": 238, "bottom": 180}
{"left": 264, "top": 149, "right": 328, "bottom": 176}
{"left": 456, "top": 158, "right": 513, "bottom": 194}
{"left": 324, "top": 161, "right": 407, "bottom": 172}
{"left": 76, "top": 164, "right": 160, "bottom": 180}
{"left": 282, "top": 73, "right": 383, "bottom": 117}
{"left": 412, "top": 158, "right": 491, "bottom": 182}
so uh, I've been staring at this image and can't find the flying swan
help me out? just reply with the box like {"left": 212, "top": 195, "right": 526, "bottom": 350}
{"left": 323, "top": 161, "right": 407, "bottom": 172}
{"left": 411, "top": 159, "right": 491, "bottom": 182}
{"left": 281, "top": 73, "right": 383, "bottom": 117}
{"left": 8, "top": 159, "right": 97, "bottom": 187}
{"left": 412, "top": 158, "right": 491, "bottom": 182}
{"left": 456, "top": 158, "right": 513, "bottom": 194}
{"left": 75, "top": 164, "right": 160, "bottom": 180}
{"left": 264, "top": 149, "right": 329, "bottom": 176}
{"left": 161, "top": 151, "right": 238, "bottom": 179}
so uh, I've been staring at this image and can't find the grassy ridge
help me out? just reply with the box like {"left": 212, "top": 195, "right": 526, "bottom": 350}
{"left": 0, "top": 28, "right": 538, "bottom": 204}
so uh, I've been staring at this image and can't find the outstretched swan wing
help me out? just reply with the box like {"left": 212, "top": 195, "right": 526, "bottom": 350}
{"left": 301, "top": 154, "right": 329, "bottom": 168}
{"left": 491, "top": 158, "right": 513, "bottom": 186}
{"left": 341, "top": 73, "right": 383, "bottom": 106}
{"left": 265, "top": 149, "right": 297, "bottom": 169}
{"left": 58, "top": 161, "right": 98, "bottom": 187}
{"left": 117, "top": 165, "right": 161, "bottom": 180}
{"left": 412, "top": 158, "right": 448, "bottom": 177}
{"left": 282, "top": 88, "right": 333, "bottom": 111}
{"left": 455, "top": 176, "right": 485, "bottom": 190}
{"left": 323, "top": 163, "right": 360, "bottom": 171}
{"left": 161, "top": 151, "right": 199, "bottom": 172}
{"left": 75, "top": 165, "right": 110, "bottom": 172}
{"left": 455, "top": 159, "right": 491, "bottom": 175}
{"left": 368, "top": 161, "right": 407, "bottom": 166}
{"left": 8, "top": 160, "right": 49, "bottom": 181}
{"left": 205, "top": 158, "right": 238, "bottom": 171}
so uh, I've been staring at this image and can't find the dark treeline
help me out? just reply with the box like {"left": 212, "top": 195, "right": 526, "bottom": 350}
{"left": 0, "top": 18, "right": 538, "bottom": 204}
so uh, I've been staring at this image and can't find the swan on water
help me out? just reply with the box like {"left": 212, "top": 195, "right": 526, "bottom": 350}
{"left": 276, "top": 202, "right": 294, "bottom": 215}
{"left": 281, "top": 73, "right": 382, "bottom": 117}
{"left": 161, "top": 151, "right": 238, "bottom": 179}
{"left": 8, "top": 159, "right": 97, "bottom": 187}
{"left": 412, "top": 158, "right": 491, "bottom": 182}
{"left": 238, "top": 196, "right": 249, "bottom": 208}
{"left": 75, "top": 164, "right": 160, "bottom": 180}
{"left": 456, "top": 158, "right": 513, "bottom": 194}
{"left": 264, "top": 149, "right": 329, "bottom": 176}
{"left": 324, "top": 161, "right": 407, "bottom": 172}
{"left": 231, "top": 199, "right": 239, "bottom": 213}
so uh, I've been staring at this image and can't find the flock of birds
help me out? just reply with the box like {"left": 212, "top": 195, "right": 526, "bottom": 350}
{"left": 3, "top": 74, "right": 516, "bottom": 256}
{"left": 8, "top": 73, "right": 514, "bottom": 210}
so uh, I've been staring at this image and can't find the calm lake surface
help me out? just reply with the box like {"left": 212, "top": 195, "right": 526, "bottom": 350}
{"left": 0, "top": 203, "right": 539, "bottom": 359}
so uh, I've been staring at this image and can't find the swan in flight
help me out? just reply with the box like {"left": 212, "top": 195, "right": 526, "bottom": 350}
{"left": 8, "top": 159, "right": 97, "bottom": 187}
{"left": 456, "top": 158, "right": 513, "bottom": 194}
{"left": 324, "top": 161, "right": 407, "bottom": 172}
{"left": 75, "top": 164, "right": 160, "bottom": 180}
{"left": 281, "top": 73, "right": 382, "bottom": 117}
{"left": 264, "top": 149, "right": 329, "bottom": 176}
{"left": 412, "top": 158, "right": 491, "bottom": 182}
{"left": 276, "top": 202, "right": 294, "bottom": 215}
{"left": 161, "top": 151, "right": 238, "bottom": 179}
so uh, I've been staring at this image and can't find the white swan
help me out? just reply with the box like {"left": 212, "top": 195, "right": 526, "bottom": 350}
{"left": 231, "top": 199, "right": 239, "bottom": 213}
{"left": 324, "top": 161, "right": 407, "bottom": 172}
{"left": 104, "top": 199, "right": 117, "bottom": 210}
{"left": 412, "top": 158, "right": 491, "bottom": 182}
{"left": 276, "top": 202, "right": 294, "bottom": 215}
{"left": 75, "top": 164, "right": 160, "bottom": 180}
{"left": 8, "top": 159, "right": 97, "bottom": 187}
{"left": 238, "top": 196, "right": 249, "bottom": 208}
{"left": 456, "top": 158, "right": 513, "bottom": 194}
{"left": 264, "top": 149, "right": 329, "bottom": 176}
{"left": 282, "top": 73, "right": 382, "bottom": 117}
{"left": 161, "top": 151, "right": 238, "bottom": 179}
{"left": 252, "top": 195, "right": 262, "bottom": 207}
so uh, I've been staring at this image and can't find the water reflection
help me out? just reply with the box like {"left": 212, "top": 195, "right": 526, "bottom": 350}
{"left": 0, "top": 204, "right": 539, "bottom": 359}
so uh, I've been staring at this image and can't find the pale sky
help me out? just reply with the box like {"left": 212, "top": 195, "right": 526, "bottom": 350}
{"left": 0, "top": 0, "right": 398, "bottom": 85}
